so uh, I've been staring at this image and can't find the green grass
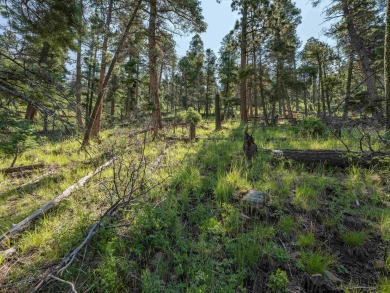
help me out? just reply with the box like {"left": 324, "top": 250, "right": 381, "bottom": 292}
{"left": 294, "top": 185, "right": 319, "bottom": 211}
{"left": 377, "top": 277, "right": 390, "bottom": 293}
{"left": 297, "top": 232, "right": 315, "bottom": 248}
{"left": 1, "top": 121, "right": 389, "bottom": 292}
{"left": 380, "top": 211, "right": 390, "bottom": 242}
{"left": 299, "top": 251, "right": 335, "bottom": 274}
{"left": 340, "top": 230, "right": 367, "bottom": 246}
{"left": 278, "top": 215, "right": 297, "bottom": 235}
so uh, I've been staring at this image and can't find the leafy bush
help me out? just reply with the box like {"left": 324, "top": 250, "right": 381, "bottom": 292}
{"left": 295, "top": 116, "right": 327, "bottom": 137}
{"left": 185, "top": 107, "right": 201, "bottom": 125}
{"left": 0, "top": 110, "right": 37, "bottom": 154}
{"left": 265, "top": 242, "right": 291, "bottom": 264}
{"left": 141, "top": 269, "right": 165, "bottom": 293}
{"left": 267, "top": 269, "right": 289, "bottom": 293}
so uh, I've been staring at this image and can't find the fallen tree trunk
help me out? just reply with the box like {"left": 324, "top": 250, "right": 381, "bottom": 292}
{"left": 0, "top": 170, "right": 56, "bottom": 197}
{"left": 269, "top": 149, "right": 390, "bottom": 168}
{"left": 164, "top": 136, "right": 231, "bottom": 142}
{"left": 0, "top": 158, "right": 115, "bottom": 243}
{"left": 149, "top": 143, "right": 173, "bottom": 173}
{"left": 0, "top": 164, "right": 46, "bottom": 174}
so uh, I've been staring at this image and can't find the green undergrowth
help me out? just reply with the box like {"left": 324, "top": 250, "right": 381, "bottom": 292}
{"left": 53, "top": 123, "right": 388, "bottom": 292}
{"left": 1, "top": 121, "right": 389, "bottom": 292}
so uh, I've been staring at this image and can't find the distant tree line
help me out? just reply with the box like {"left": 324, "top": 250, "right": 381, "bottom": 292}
{"left": 0, "top": 0, "right": 389, "bottom": 149}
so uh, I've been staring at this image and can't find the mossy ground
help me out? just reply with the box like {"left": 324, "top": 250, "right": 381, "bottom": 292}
{"left": 0, "top": 120, "right": 389, "bottom": 292}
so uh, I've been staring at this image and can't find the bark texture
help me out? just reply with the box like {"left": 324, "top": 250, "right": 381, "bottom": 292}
{"left": 149, "top": 0, "right": 163, "bottom": 133}
{"left": 343, "top": 1, "right": 379, "bottom": 113}
{"left": 385, "top": 0, "right": 390, "bottom": 129}
{"left": 240, "top": 2, "right": 248, "bottom": 123}
{"left": 270, "top": 149, "right": 390, "bottom": 168}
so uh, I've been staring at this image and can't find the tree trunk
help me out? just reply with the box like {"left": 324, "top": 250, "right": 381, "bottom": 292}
{"left": 259, "top": 48, "right": 269, "bottom": 125}
{"left": 205, "top": 74, "right": 210, "bottom": 117}
{"left": 240, "top": 1, "right": 248, "bottom": 123}
{"left": 247, "top": 84, "right": 252, "bottom": 118}
{"left": 215, "top": 93, "right": 221, "bottom": 130}
{"left": 109, "top": 74, "right": 118, "bottom": 119}
{"left": 86, "top": 44, "right": 98, "bottom": 126}
{"left": 312, "top": 75, "right": 316, "bottom": 105}
{"left": 38, "top": 42, "right": 50, "bottom": 65}
{"left": 134, "top": 59, "right": 139, "bottom": 116}
{"left": 76, "top": 35, "right": 83, "bottom": 128}
{"left": 91, "top": 0, "right": 114, "bottom": 137}
{"left": 317, "top": 54, "right": 326, "bottom": 117}
{"left": 304, "top": 89, "right": 308, "bottom": 116}
{"left": 343, "top": 52, "right": 354, "bottom": 119}
{"left": 343, "top": 1, "right": 379, "bottom": 114}
{"left": 323, "top": 62, "right": 332, "bottom": 117}
{"left": 82, "top": 0, "right": 142, "bottom": 147}
{"left": 1, "top": 164, "right": 45, "bottom": 174}
{"left": 25, "top": 103, "right": 37, "bottom": 120}
{"left": 0, "top": 158, "right": 115, "bottom": 242}
{"left": 189, "top": 123, "right": 196, "bottom": 140}
{"left": 25, "top": 43, "right": 50, "bottom": 121}
{"left": 43, "top": 113, "right": 48, "bottom": 133}
{"left": 149, "top": 0, "right": 163, "bottom": 133}
{"left": 85, "top": 49, "right": 93, "bottom": 125}
{"left": 294, "top": 56, "right": 299, "bottom": 112}
{"left": 385, "top": 0, "right": 390, "bottom": 129}
{"left": 171, "top": 59, "right": 176, "bottom": 113}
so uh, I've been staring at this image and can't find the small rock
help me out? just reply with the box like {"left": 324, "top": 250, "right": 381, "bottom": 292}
{"left": 290, "top": 251, "right": 300, "bottom": 260}
{"left": 374, "top": 260, "right": 385, "bottom": 269}
{"left": 242, "top": 190, "right": 266, "bottom": 208}
{"left": 239, "top": 213, "right": 251, "bottom": 220}
{"left": 324, "top": 270, "right": 342, "bottom": 285}
{"left": 1, "top": 247, "right": 16, "bottom": 257}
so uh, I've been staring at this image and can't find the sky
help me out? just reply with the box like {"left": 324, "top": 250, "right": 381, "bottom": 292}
{"left": 174, "top": 0, "right": 336, "bottom": 57}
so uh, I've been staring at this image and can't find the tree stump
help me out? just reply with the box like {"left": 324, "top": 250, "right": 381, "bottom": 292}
{"left": 243, "top": 127, "right": 258, "bottom": 159}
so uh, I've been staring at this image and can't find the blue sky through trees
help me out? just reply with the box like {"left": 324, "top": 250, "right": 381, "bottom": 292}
{"left": 174, "top": 0, "right": 336, "bottom": 57}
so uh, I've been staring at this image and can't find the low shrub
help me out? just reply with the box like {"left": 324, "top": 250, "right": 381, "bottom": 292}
{"left": 295, "top": 116, "right": 327, "bottom": 137}
{"left": 267, "top": 269, "right": 289, "bottom": 293}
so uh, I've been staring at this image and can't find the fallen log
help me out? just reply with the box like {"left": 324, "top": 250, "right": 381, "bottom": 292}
{"left": 164, "top": 136, "right": 230, "bottom": 142}
{"left": 149, "top": 143, "right": 173, "bottom": 173}
{"left": 269, "top": 149, "right": 390, "bottom": 168}
{"left": 0, "top": 170, "right": 57, "bottom": 198}
{"left": 0, "top": 157, "right": 115, "bottom": 243}
{"left": 0, "top": 164, "right": 45, "bottom": 174}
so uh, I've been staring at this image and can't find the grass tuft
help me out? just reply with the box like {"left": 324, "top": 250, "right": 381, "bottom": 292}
{"left": 299, "top": 251, "right": 335, "bottom": 274}
{"left": 297, "top": 232, "right": 315, "bottom": 248}
{"left": 294, "top": 185, "right": 319, "bottom": 210}
{"left": 340, "top": 230, "right": 367, "bottom": 246}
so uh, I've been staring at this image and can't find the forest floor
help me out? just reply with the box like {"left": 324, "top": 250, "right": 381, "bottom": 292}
{"left": 0, "top": 120, "right": 389, "bottom": 292}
